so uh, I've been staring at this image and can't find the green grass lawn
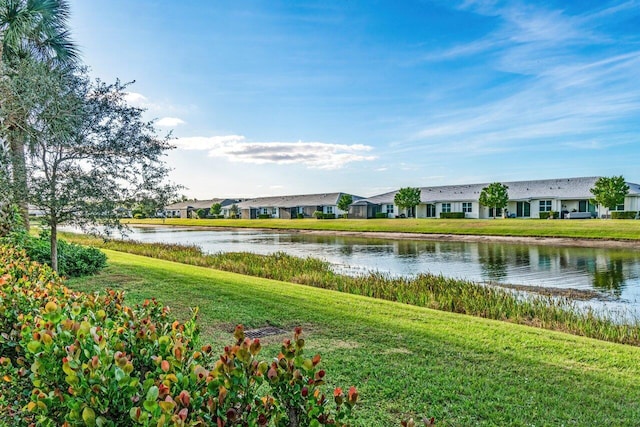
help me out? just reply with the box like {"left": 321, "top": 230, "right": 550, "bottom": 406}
{"left": 126, "top": 217, "right": 640, "bottom": 240}
{"left": 68, "top": 250, "right": 640, "bottom": 426}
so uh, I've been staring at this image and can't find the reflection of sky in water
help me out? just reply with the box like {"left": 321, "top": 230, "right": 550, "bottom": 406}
{"left": 108, "top": 226, "right": 640, "bottom": 319}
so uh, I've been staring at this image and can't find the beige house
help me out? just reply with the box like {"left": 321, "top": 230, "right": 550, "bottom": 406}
{"left": 163, "top": 198, "right": 240, "bottom": 218}
{"left": 236, "top": 192, "right": 362, "bottom": 219}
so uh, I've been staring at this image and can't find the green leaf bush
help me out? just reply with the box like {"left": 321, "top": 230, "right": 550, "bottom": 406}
{"left": 314, "top": 213, "right": 337, "bottom": 219}
{"left": 439, "top": 212, "right": 465, "bottom": 219}
{"left": 21, "top": 233, "right": 107, "bottom": 278}
{"left": 611, "top": 211, "right": 638, "bottom": 219}
{"left": 539, "top": 211, "right": 559, "bottom": 220}
{"left": 0, "top": 245, "right": 358, "bottom": 426}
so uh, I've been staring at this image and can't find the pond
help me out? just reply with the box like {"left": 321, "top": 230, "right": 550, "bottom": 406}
{"left": 115, "top": 226, "right": 640, "bottom": 320}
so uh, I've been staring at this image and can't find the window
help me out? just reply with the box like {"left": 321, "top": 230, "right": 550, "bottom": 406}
{"left": 441, "top": 203, "right": 451, "bottom": 213}
{"left": 426, "top": 204, "right": 436, "bottom": 218}
{"left": 326, "top": 206, "right": 334, "bottom": 214}
{"left": 272, "top": 208, "right": 277, "bottom": 215}
{"left": 539, "top": 200, "right": 552, "bottom": 212}
{"left": 462, "top": 202, "right": 472, "bottom": 213}
{"left": 611, "top": 204, "right": 625, "bottom": 211}
{"left": 386, "top": 204, "right": 394, "bottom": 213}
{"left": 578, "top": 200, "right": 596, "bottom": 213}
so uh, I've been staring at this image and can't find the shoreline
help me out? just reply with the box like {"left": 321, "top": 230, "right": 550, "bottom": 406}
{"left": 128, "top": 223, "right": 640, "bottom": 250}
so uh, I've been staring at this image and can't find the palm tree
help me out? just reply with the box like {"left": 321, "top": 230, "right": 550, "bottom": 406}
{"left": 0, "top": 0, "right": 78, "bottom": 229}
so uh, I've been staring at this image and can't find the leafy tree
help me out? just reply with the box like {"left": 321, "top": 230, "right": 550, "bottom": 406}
{"left": 479, "top": 182, "right": 509, "bottom": 219}
{"left": 590, "top": 176, "right": 629, "bottom": 216}
{"left": 1, "top": 62, "right": 177, "bottom": 271}
{"left": 210, "top": 202, "right": 222, "bottom": 216}
{"left": 229, "top": 203, "right": 240, "bottom": 218}
{"left": 0, "top": 0, "right": 78, "bottom": 229}
{"left": 337, "top": 193, "right": 353, "bottom": 218}
{"left": 131, "top": 197, "right": 164, "bottom": 219}
{"left": 394, "top": 187, "right": 421, "bottom": 217}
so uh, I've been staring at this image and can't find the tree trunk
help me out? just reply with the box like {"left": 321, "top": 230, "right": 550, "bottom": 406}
{"left": 50, "top": 221, "right": 58, "bottom": 272}
{"left": 3, "top": 41, "right": 29, "bottom": 230}
{"left": 9, "top": 132, "right": 30, "bottom": 230}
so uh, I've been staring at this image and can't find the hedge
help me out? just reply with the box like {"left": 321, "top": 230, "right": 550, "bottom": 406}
{"left": 611, "top": 211, "right": 639, "bottom": 219}
{"left": 439, "top": 212, "right": 465, "bottom": 219}
{"left": 539, "top": 211, "right": 560, "bottom": 219}
{"left": 316, "top": 214, "right": 336, "bottom": 219}
{"left": 257, "top": 214, "right": 272, "bottom": 219}
{"left": 375, "top": 212, "right": 388, "bottom": 219}
{"left": 22, "top": 233, "right": 107, "bottom": 278}
{"left": 0, "top": 245, "right": 359, "bottom": 426}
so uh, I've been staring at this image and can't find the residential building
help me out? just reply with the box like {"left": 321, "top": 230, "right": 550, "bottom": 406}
{"left": 350, "top": 177, "right": 640, "bottom": 219}
{"left": 163, "top": 198, "right": 240, "bottom": 219}
{"left": 236, "top": 192, "right": 362, "bottom": 219}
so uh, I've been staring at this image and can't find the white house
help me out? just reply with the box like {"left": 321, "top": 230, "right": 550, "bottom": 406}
{"left": 350, "top": 177, "right": 640, "bottom": 219}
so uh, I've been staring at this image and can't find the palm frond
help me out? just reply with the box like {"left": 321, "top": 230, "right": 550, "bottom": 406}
{"left": 0, "top": 0, "right": 77, "bottom": 64}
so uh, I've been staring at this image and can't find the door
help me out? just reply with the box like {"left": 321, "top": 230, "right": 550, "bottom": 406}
{"left": 578, "top": 200, "right": 597, "bottom": 215}
{"left": 516, "top": 202, "right": 530, "bottom": 217}
{"left": 579, "top": 200, "right": 588, "bottom": 212}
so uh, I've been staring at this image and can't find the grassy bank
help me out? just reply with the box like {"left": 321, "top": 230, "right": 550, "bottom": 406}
{"left": 125, "top": 217, "right": 640, "bottom": 241}
{"left": 67, "top": 250, "right": 640, "bottom": 425}
{"left": 63, "top": 233, "right": 640, "bottom": 345}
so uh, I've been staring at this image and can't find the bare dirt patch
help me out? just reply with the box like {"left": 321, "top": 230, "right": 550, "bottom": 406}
{"left": 244, "top": 326, "right": 288, "bottom": 339}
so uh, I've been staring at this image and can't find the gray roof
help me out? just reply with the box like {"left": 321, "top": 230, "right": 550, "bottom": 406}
{"left": 165, "top": 198, "right": 238, "bottom": 210}
{"left": 237, "top": 192, "right": 363, "bottom": 209}
{"left": 353, "top": 177, "right": 640, "bottom": 205}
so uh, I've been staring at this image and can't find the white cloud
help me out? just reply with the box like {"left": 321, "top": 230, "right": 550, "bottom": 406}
{"left": 156, "top": 117, "right": 186, "bottom": 127}
{"left": 175, "top": 135, "right": 376, "bottom": 169}
{"left": 124, "top": 92, "right": 149, "bottom": 106}
{"left": 401, "top": 2, "right": 640, "bottom": 156}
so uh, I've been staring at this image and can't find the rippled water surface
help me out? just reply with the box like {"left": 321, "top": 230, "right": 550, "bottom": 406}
{"left": 89, "top": 225, "right": 640, "bottom": 319}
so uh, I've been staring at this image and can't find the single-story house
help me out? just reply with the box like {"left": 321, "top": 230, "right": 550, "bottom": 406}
{"left": 163, "top": 198, "right": 240, "bottom": 219}
{"left": 236, "top": 192, "right": 362, "bottom": 219}
{"left": 350, "top": 177, "right": 640, "bottom": 219}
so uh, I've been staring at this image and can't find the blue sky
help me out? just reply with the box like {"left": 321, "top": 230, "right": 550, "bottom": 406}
{"left": 69, "top": 0, "right": 640, "bottom": 199}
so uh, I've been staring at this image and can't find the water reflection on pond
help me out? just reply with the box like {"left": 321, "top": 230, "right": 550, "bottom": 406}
{"left": 121, "top": 226, "right": 640, "bottom": 310}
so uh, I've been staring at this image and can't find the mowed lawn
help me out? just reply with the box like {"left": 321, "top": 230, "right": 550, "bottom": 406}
{"left": 68, "top": 250, "right": 640, "bottom": 426}
{"left": 126, "top": 217, "right": 640, "bottom": 240}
